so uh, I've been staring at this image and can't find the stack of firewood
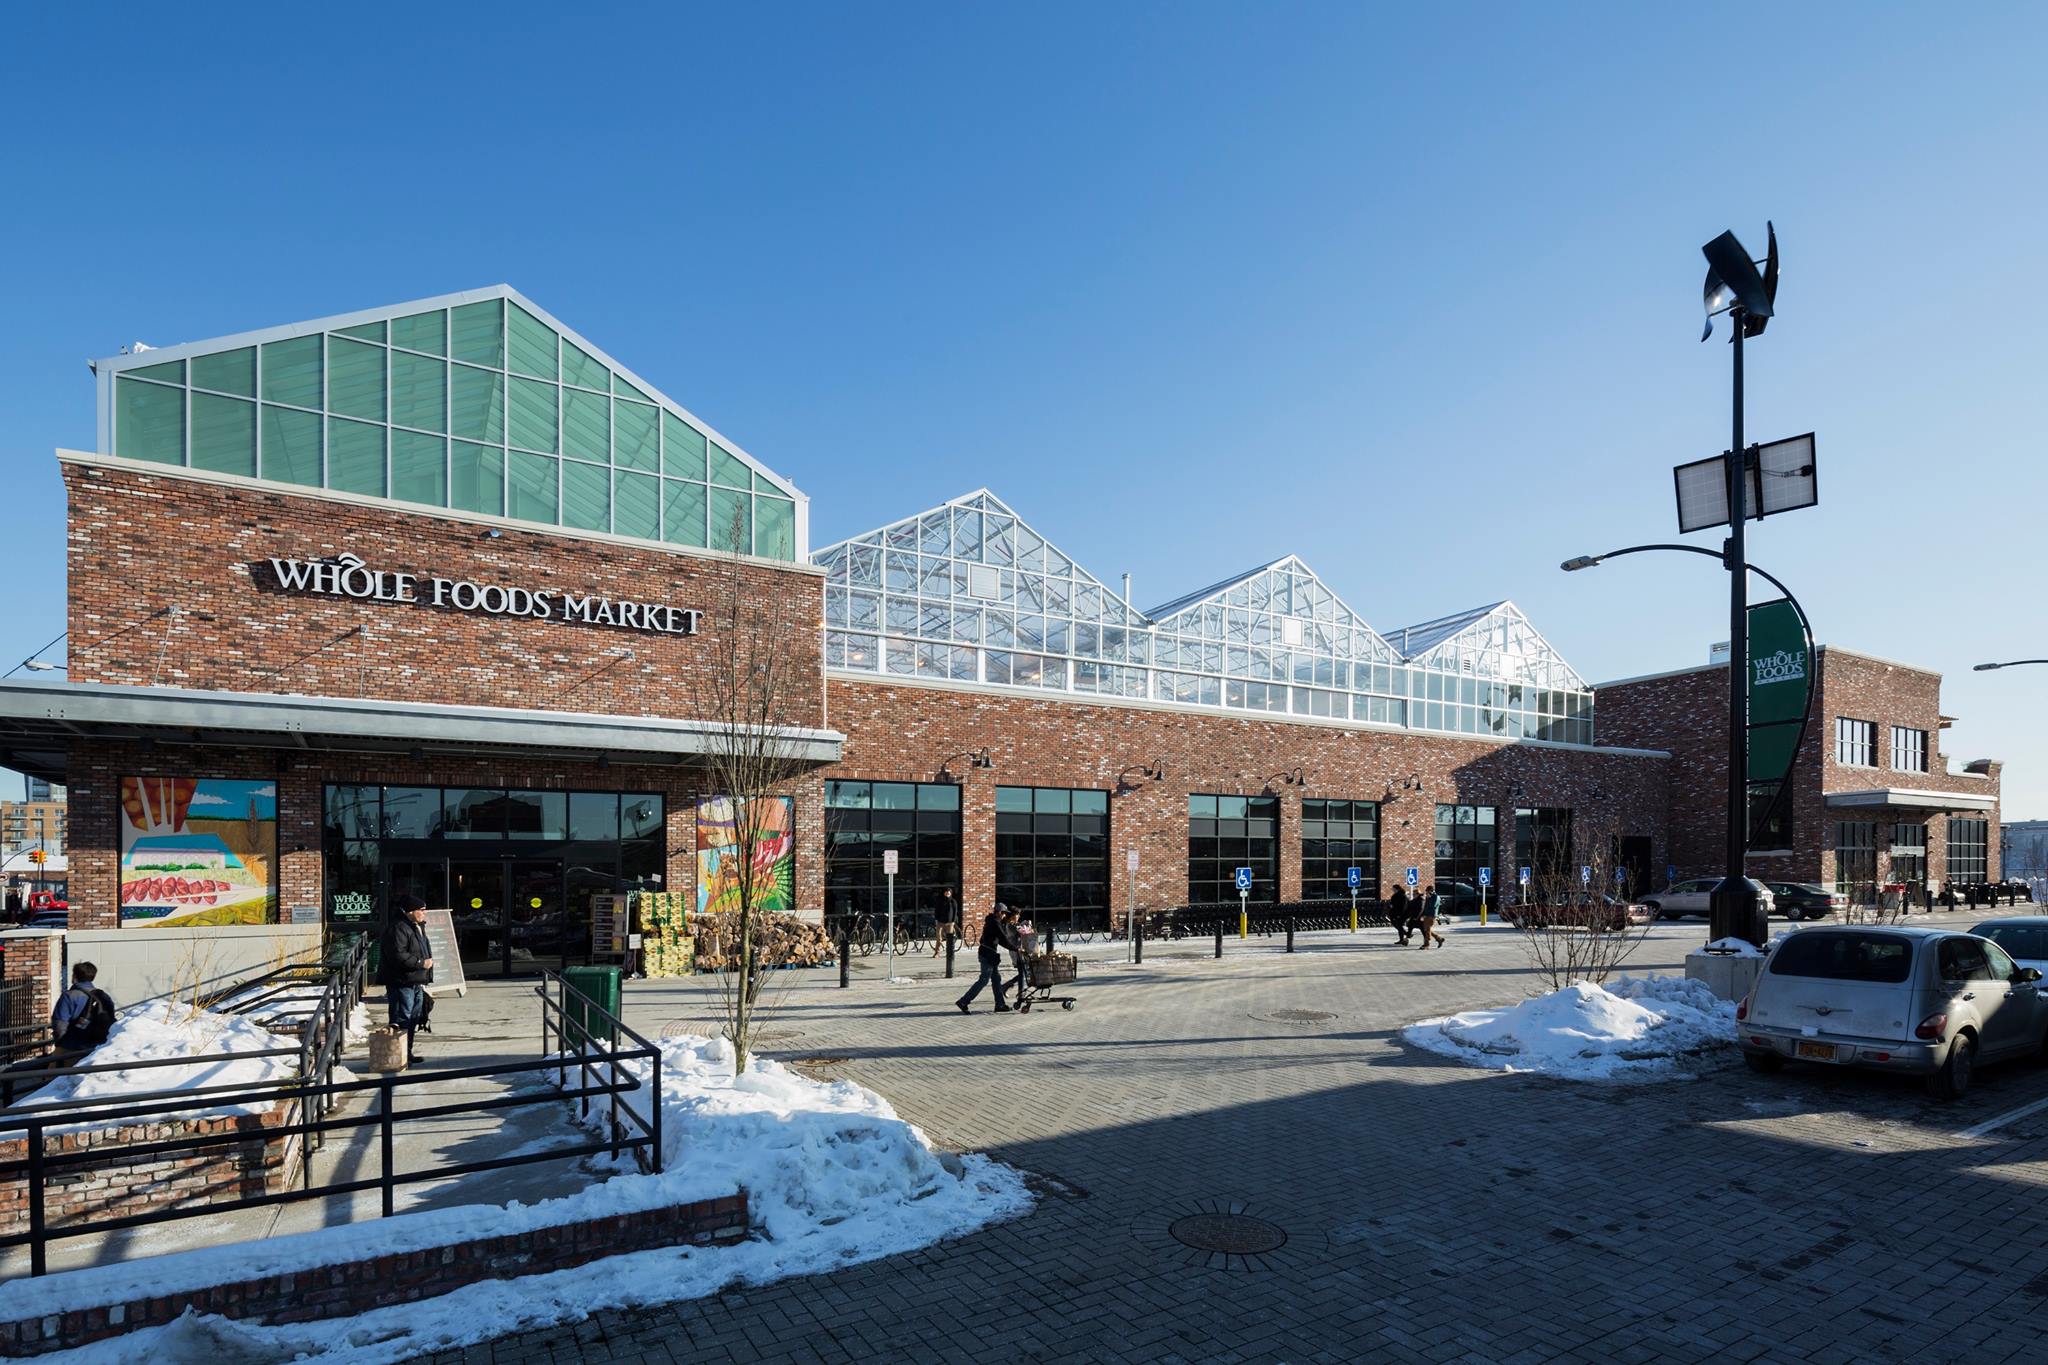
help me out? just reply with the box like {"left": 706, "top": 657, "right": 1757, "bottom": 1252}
{"left": 690, "top": 911, "right": 837, "bottom": 972}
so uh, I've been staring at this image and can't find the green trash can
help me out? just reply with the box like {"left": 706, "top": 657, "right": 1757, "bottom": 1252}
{"left": 561, "top": 965, "right": 622, "bottom": 1048}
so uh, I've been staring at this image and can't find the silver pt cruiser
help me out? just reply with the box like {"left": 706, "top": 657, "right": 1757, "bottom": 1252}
{"left": 1738, "top": 926, "right": 2048, "bottom": 1099}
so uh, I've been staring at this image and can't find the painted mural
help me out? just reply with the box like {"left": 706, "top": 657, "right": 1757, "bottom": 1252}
{"left": 695, "top": 796, "right": 794, "bottom": 917}
{"left": 119, "top": 777, "right": 279, "bottom": 926}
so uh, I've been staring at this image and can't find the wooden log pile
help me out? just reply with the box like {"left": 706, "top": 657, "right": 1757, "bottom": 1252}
{"left": 690, "top": 911, "right": 837, "bottom": 972}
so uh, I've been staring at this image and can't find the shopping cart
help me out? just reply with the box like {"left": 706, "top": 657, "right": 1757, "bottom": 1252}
{"left": 1009, "top": 927, "right": 1078, "bottom": 1012}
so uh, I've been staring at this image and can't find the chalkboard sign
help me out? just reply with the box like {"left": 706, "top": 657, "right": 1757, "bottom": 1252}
{"left": 423, "top": 908, "right": 469, "bottom": 998}
{"left": 590, "top": 895, "right": 628, "bottom": 958}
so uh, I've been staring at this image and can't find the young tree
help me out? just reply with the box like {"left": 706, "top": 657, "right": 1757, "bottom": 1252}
{"left": 1509, "top": 823, "right": 1656, "bottom": 991}
{"left": 691, "top": 508, "right": 815, "bottom": 1073}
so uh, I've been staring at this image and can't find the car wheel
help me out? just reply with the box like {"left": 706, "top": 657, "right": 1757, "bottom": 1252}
{"left": 1642, "top": 901, "right": 1663, "bottom": 919}
{"left": 1927, "top": 1035, "right": 1976, "bottom": 1100}
{"left": 1744, "top": 1051, "right": 1783, "bottom": 1074}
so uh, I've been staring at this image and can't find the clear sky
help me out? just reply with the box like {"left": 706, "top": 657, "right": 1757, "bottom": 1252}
{"left": 2, "top": 4, "right": 2044, "bottom": 814}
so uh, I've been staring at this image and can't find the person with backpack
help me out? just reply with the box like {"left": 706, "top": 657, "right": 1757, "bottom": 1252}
{"left": 1416, "top": 883, "right": 1447, "bottom": 950}
{"left": 380, "top": 894, "right": 435, "bottom": 1062}
{"left": 51, "top": 961, "right": 116, "bottom": 1056}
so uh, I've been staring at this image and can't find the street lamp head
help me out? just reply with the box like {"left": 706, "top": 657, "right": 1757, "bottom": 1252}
{"left": 1974, "top": 662, "right": 2003, "bottom": 672}
{"left": 1700, "top": 221, "right": 1779, "bottom": 341}
{"left": 1560, "top": 555, "right": 1602, "bottom": 573}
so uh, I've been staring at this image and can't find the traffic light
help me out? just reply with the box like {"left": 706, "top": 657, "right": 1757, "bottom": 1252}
{"left": 27, "top": 849, "right": 45, "bottom": 865}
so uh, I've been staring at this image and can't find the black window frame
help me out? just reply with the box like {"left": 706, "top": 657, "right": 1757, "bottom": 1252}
{"left": 1835, "top": 717, "right": 1877, "bottom": 767}
{"left": 1835, "top": 820, "right": 1877, "bottom": 905}
{"left": 1948, "top": 817, "right": 1989, "bottom": 883}
{"left": 1890, "top": 725, "right": 1928, "bottom": 773}
{"left": 1303, "top": 798, "right": 1380, "bottom": 902}
{"left": 1188, "top": 793, "right": 1279, "bottom": 905}
{"left": 1432, "top": 804, "right": 1496, "bottom": 911}
{"left": 995, "top": 784, "right": 1109, "bottom": 932}
{"left": 825, "top": 780, "right": 963, "bottom": 922}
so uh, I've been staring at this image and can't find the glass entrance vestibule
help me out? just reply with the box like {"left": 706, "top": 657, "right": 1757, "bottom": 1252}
{"left": 324, "top": 784, "right": 666, "bottom": 977}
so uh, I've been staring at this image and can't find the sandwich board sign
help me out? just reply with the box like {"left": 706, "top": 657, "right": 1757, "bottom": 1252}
{"left": 422, "top": 908, "right": 469, "bottom": 998}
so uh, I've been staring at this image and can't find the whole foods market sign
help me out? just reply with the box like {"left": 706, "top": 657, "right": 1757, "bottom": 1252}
{"left": 259, "top": 552, "right": 702, "bottom": 636}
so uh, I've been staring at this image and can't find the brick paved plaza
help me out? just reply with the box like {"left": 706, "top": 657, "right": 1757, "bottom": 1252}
{"left": 420, "top": 912, "right": 2048, "bottom": 1365}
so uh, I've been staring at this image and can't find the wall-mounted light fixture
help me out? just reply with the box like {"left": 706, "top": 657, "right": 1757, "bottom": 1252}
{"left": 936, "top": 748, "right": 995, "bottom": 784}
{"left": 1260, "top": 766, "right": 1306, "bottom": 796}
{"left": 1112, "top": 763, "right": 1166, "bottom": 798}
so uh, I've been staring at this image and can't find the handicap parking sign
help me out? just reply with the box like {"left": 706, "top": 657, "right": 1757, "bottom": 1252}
{"left": 1234, "top": 866, "right": 1253, "bottom": 892}
{"left": 1580, "top": 865, "right": 1592, "bottom": 886}
{"left": 1478, "top": 867, "right": 1492, "bottom": 888}
{"left": 1518, "top": 866, "right": 1531, "bottom": 884}
{"left": 1346, "top": 866, "right": 1361, "bottom": 890}
{"left": 1614, "top": 867, "right": 1626, "bottom": 884}
{"left": 1405, "top": 867, "right": 1419, "bottom": 888}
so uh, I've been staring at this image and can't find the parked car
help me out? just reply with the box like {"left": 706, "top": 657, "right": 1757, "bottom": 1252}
{"left": 1969, "top": 917, "right": 2048, "bottom": 976}
{"left": 24, "top": 910, "right": 66, "bottom": 930}
{"left": 1765, "top": 882, "right": 1846, "bottom": 921}
{"left": 25, "top": 890, "right": 66, "bottom": 913}
{"left": 1738, "top": 926, "right": 2048, "bottom": 1099}
{"left": 1502, "top": 895, "right": 1653, "bottom": 930}
{"left": 1643, "top": 877, "right": 1777, "bottom": 920}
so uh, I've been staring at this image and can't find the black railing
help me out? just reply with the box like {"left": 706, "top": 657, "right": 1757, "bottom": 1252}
{"left": 1139, "top": 898, "right": 1389, "bottom": 939}
{"left": 0, "top": 968, "right": 658, "bottom": 1276}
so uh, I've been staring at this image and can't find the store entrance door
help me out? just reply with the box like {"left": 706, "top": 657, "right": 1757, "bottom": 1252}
{"left": 448, "top": 857, "right": 566, "bottom": 978}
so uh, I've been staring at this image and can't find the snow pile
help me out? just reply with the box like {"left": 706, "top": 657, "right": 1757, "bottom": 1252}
{"left": 20, "top": 1033, "right": 1031, "bottom": 1365}
{"left": 1700, "top": 934, "right": 1789, "bottom": 958}
{"left": 13, "top": 1001, "right": 297, "bottom": 1118}
{"left": 1402, "top": 974, "right": 1739, "bottom": 1080}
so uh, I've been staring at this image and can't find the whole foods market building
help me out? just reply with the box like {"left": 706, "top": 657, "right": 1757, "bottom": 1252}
{"left": 0, "top": 287, "right": 2002, "bottom": 988}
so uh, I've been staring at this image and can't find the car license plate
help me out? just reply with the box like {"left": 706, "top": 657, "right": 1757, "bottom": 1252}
{"left": 1796, "top": 1041, "right": 1837, "bottom": 1061}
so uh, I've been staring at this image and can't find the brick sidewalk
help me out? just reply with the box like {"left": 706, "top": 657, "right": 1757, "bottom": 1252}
{"left": 426, "top": 913, "right": 2048, "bottom": 1364}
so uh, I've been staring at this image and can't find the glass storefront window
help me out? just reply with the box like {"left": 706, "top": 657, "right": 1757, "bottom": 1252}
{"left": 1188, "top": 792, "right": 1278, "bottom": 905}
{"left": 994, "top": 785, "right": 1108, "bottom": 931}
{"left": 570, "top": 792, "right": 620, "bottom": 841}
{"left": 1305, "top": 798, "right": 1380, "bottom": 902}
{"left": 444, "top": 789, "right": 508, "bottom": 838}
{"left": 825, "top": 781, "right": 962, "bottom": 922}
{"left": 623, "top": 794, "right": 664, "bottom": 839}
{"left": 1432, "top": 804, "right": 1495, "bottom": 911}
{"left": 380, "top": 786, "right": 440, "bottom": 838}
{"left": 504, "top": 790, "right": 568, "bottom": 840}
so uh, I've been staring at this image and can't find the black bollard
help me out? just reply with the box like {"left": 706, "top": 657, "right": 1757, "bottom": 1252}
{"left": 1214, "top": 917, "right": 1224, "bottom": 958}
{"left": 1286, "top": 911, "right": 1295, "bottom": 954}
{"left": 944, "top": 932, "right": 956, "bottom": 979}
{"left": 838, "top": 923, "right": 850, "bottom": 989}
{"left": 1134, "top": 911, "right": 1144, "bottom": 964}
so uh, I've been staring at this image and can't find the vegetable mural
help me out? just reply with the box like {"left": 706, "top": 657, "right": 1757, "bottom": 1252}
{"left": 696, "top": 796, "right": 794, "bottom": 917}
{"left": 119, "top": 776, "right": 278, "bottom": 926}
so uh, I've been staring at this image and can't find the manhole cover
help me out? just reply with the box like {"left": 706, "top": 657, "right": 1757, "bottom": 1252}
{"left": 1169, "top": 1212, "right": 1288, "bottom": 1256}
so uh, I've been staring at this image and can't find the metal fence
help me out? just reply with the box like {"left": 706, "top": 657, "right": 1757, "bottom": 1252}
{"left": 0, "top": 967, "right": 659, "bottom": 1276}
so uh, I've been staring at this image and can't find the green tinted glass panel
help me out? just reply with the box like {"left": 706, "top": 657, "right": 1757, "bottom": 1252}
{"left": 260, "top": 405, "right": 322, "bottom": 485}
{"left": 451, "top": 441, "right": 503, "bottom": 516}
{"left": 391, "top": 430, "right": 446, "bottom": 506}
{"left": 561, "top": 338, "right": 608, "bottom": 391}
{"left": 336, "top": 321, "right": 386, "bottom": 343}
{"left": 450, "top": 365, "right": 503, "bottom": 442}
{"left": 191, "top": 348, "right": 255, "bottom": 396}
{"left": 755, "top": 495, "right": 795, "bottom": 560}
{"left": 327, "top": 417, "right": 385, "bottom": 496}
{"left": 392, "top": 310, "right": 446, "bottom": 356}
{"left": 115, "top": 378, "right": 185, "bottom": 464}
{"left": 508, "top": 377, "right": 558, "bottom": 453}
{"left": 562, "top": 388, "right": 609, "bottom": 463}
{"left": 662, "top": 480, "right": 708, "bottom": 547}
{"left": 450, "top": 300, "right": 503, "bottom": 366}
{"left": 327, "top": 337, "right": 386, "bottom": 421}
{"left": 562, "top": 460, "right": 610, "bottom": 531}
{"left": 390, "top": 350, "right": 445, "bottom": 432}
{"left": 613, "top": 373, "right": 650, "bottom": 402}
{"left": 710, "top": 485, "right": 750, "bottom": 552}
{"left": 127, "top": 359, "right": 185, "bottom": 385}
{"left": 614, "top": 400, "right": 658, "bottom": 471}
{"left": 615, "top": 471, "right": 660, "bottom": 539}
{"left": 709, "top": 442, "right": 751, "bottom": 489}
{"left": 506, "top": 303, "right": 558, "bottom": 381}
{"left": 662, "top": 412, "right": 707, "bottom": 479}
{"left": 260, "top": 335, "right": 323, "bottom": 408}
{"left": 189, "top": 393, "right": 255, "bottom": 476}
{"left": 508, "top": 451, "right": 559, "bottom": 522}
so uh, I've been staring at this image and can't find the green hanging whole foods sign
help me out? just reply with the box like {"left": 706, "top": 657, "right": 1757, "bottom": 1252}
{"left": 1747, "top": 597, "right": 1810, "bottom": 787}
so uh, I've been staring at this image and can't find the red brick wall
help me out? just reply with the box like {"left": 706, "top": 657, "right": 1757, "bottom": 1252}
{"left": 1, "top": 1191, "right": 748, "bottom": 1354}
{"left": 62, "top": 460, "right": 825, "bottom": 730}
{"left": 0, "top": 932, "right": 60, "bottom": 1041}
{"left": 1595, "top": 648, "right": 2002, "bottom": 891}
{"left": 822, "top": 675, "right": 1670, "bottom": 922}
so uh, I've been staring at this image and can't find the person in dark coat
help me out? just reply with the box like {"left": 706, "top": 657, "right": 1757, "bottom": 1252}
{"left": 381, "top": 894, "right": 435, "bottom": 1060}
{"left": 1388, "top": 884, "right": 1412, "bottom": 945}
{"left": 955, "top": 903, "right": 1017, "bottom": 1014}
{"left": 930, "top": 886, "right": 959, "bottom": 959}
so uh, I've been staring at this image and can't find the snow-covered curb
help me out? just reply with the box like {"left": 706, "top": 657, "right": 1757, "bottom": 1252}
{"left": 1402, "top": 975, "right": 1739, "bottom": 1080}
{"left": 16, "top": 1034, "right": 1032, "bottom": 1363}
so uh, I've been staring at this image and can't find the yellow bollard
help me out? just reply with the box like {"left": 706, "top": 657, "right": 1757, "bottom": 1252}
{"left": 1239, "top": 907, "right": 1249, "bottom": 939}
{"left": 1350, "top": 905, "right": 1358, "bottom": 933}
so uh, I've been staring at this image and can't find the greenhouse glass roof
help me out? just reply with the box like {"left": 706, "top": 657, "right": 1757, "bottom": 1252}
{"left": 93, "top": 286, "right": 806, "bottom": 561}
{"left": 817, "top": 490, "right": 1594, "bottom": 744}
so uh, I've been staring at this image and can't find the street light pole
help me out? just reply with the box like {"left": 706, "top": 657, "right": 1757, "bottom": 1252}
{"left": 1712, "top": 311, "right": 1762, "bottom": 946}
{"left": 1975, "top": 659, "right": 2048, "bottom": 671}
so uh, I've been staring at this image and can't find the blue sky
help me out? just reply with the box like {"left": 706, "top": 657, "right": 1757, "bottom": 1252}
{"left": 2, "top": 4, "right": 2044, "bottom": 814}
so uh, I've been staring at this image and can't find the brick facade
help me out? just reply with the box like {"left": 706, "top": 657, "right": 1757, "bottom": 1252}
{"left": 822, "top": 674, "right": 1670, "bottom": 922}
{"left": 0, "top": 932, "right": 61, "bottom": 1042}
{"left": 1596, "top": 648, "right": 2001, "bottom": 895}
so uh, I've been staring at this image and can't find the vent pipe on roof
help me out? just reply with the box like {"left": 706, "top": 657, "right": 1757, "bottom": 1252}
{"left": 1121, "top": 573, "right": 1131, "bottom": 604}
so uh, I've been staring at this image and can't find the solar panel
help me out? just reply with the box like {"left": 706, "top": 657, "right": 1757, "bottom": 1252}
{"left": 1673, "top": 434, "right": 1818, "bottom": 533}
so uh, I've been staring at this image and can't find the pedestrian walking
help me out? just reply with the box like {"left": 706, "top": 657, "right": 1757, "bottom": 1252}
{"left": 381, "top": 894, "right": 435, "bottom": 1061}
{"left": 1388, "top": 884, "right": 1412, "bottom": 945}
{"left": 956, "top": 902, "right": 1017, "bottom": 1014}
{"left": 1416, "top": 883, "right": 1447, "bottom": 949}
{"left": 931, "top": 886, "right": 958, "bottom": 958}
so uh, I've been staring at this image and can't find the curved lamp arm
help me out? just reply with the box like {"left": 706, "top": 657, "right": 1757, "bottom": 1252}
{"left": 1562, "top": 542, "right": 1815, "bottom": 855}
{"left": 1976, "top": 659, "right": 2048, "bottom": 671}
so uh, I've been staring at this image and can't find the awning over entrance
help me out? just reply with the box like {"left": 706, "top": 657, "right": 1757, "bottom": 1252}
{"left": 0, "top": 677, "right": 844, "bottom": 782}
{"left": 1824, "top": 786, "right": 1997, "bottom": 813}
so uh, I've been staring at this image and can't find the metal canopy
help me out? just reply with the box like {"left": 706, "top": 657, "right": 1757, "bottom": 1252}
{"left": 1824, "top": 787, "right": 1997, "bottom": 813}
{"left": 0, "top": 678, "right": 843, "bottom": 781}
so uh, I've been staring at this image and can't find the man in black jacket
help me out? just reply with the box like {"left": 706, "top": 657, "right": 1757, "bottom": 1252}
{"left": 381, "top": 894, "right": 435, "bottom": 1061}
{"left": 955, "top": 902, "right": 1017, "bottom": 1014}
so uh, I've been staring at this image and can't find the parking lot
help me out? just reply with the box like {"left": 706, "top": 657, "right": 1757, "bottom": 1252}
{"left": 429, "top": 909, "right": 2048, "bottom": 1365}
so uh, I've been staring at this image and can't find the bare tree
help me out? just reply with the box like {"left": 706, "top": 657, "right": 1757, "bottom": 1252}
{"left": 1509, "top": 824, "right": 1656, "bottom": 991}
{"left": 690, "top": 508, "right": 815, "bottom": 1073}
